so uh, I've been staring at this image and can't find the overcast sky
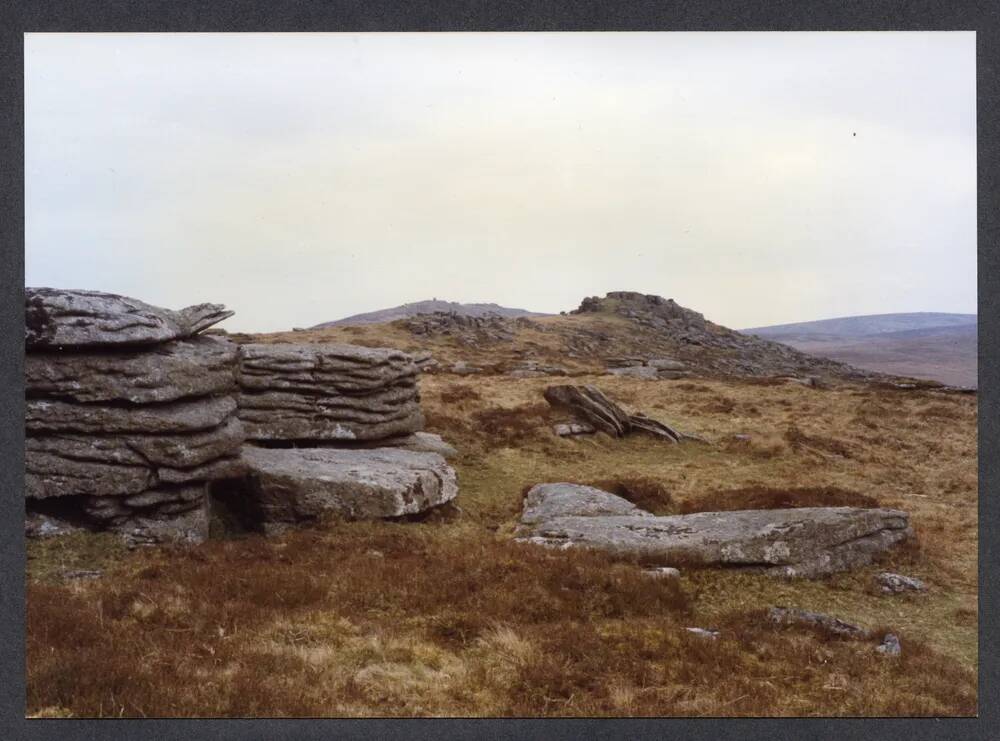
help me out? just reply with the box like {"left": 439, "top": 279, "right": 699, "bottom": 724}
{"left": 25, "top": 32, "right": 975, "bottom": 332}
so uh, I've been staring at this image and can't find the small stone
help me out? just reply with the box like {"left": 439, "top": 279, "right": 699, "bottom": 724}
{"left": 608, "top": 365, "right": 659, "bottom": 380}
{"left": 643, "top": 567, "right": 681, "bottom": 579}
{"left": 647, "top": 358, "right": 687, "bottom": 371}
{"left": 61, "top": 569, "right": 103, "bottom": 581}
{"left": 25, "top": 512, "right": 82, "bottom": 539}
{"left": 876, "top": 633, "right": 902, "bottom": 656}
{"left": 767, "top": 607, "right": 871, "bottom": 638}
{"left": 875, "top": 572, "right": 927, "bottom": 594}
{"left": 552, "top": 422, "right": 596, "bottom": 437}
{"left": 685, "top": 627, "right": 719, "bottom": 639}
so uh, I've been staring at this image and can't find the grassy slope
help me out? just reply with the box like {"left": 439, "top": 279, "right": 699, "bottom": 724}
{"left": 26, "top": 334, "right": 978, "bottom": 717}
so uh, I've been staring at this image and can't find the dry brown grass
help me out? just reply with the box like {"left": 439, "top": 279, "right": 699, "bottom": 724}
{"left": 27, "top": 522, "right": 975, "bottom": 717}
{"left": 679, "top": 486, "right": 880, "bottom": 514}
{"left": 26, "top": 360, "right": 978, "bottom": 717}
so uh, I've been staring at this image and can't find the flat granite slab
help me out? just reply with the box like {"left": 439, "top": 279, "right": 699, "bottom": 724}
{"left": 242, "top": 446, "right": 458, "bottom": 533}
{"left": 517, "top": 483, "right": 911, "bottom": 578}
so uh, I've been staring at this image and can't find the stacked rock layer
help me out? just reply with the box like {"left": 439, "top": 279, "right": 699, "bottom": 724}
{"left": 25, "top": 289, "right": 244, "bottom": 544}
{"left": 236, "top": 343, "right": 424, "bottom": 441}
{"left": 233, "top": 343, "right": 456, "bottom": 529}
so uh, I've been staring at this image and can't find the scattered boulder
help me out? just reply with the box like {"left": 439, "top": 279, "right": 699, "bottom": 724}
{"left": 26, "top": 287, "right": 232, "bottom": 349}
{"left": 61, "top": 569, "right": 104, "bottom": 581}
{"left": 685, "top": 627, "right": 719, "bottom": 639}
{"left": 449, "top": 361, "right": 482, "bottom": 375}
{"left": 236, "top": 343, "right": 424, "bottom": 442}
{"left": 24, "top": 511, "right": 84, "bottom": 539}
{"left": 606, "top": 357, "right": 647, "bottom": 368}
{"left": 516, "top": 484, "right": 912, "bottom": 577}
{"left": 507, "top": 361, "right": 570, "bottom": 378}
{"left": 520, "top": 483, "right": 650, "bottom": 525}
{"left": 401, "top": 311, "right": 525, "bottom": 344}
{"left": 648, "top": 358, "right": 687, "bottom": 371}
{"left": 876, "top": 633, "right": 902, "bottom": 656}
{"left": 552, "top": 422, "right": 597, "bottom": 437}
{"left": 412, "top": 352, "right": 437, "bottom": 372}
{"left": 608, "top": 366, "right": 659, "bottom": 380}
{"left": 240, "top": 447, "right": 458, "bottom": 534}
{"left": 644, "top": 566, "right": 681, "bottom": 580}
{"left": 767, "top": 607, "right": 871, "bottom": 638}
{"left": 875, "top": 572, "right": 927, "bottom": 594}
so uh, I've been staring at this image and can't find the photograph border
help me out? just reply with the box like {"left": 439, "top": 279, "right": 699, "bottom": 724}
{"left": 1, "top": 2, "right": 995, "bottom": 739}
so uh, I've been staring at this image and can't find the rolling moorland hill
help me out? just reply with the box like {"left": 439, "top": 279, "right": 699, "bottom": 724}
{"left": 742, "top": 312, "right": 976, "bottom": 340}
{"left": 255, "top": 291, "right": 916, "bottom": 386}
{"left": 310, "top": 299, "right": 550, "bottom": 328}
{"left": 742, "top": 313, "right": 977, "bottom": 388}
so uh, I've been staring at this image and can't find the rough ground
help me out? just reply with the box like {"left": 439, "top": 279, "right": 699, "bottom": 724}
{"left": 26, "top": 306, "right": 977, "bottom": 718}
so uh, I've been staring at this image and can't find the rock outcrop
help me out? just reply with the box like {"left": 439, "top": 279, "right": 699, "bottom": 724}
{"left": 516, "top": 483, "right": 912, "bottom": 577}
{"left": 25, "top": 290, "right": 459, "bottom": 543}
{"left": 25, "top": 288, "right": 241, "bottom": 545}
{"left": 572, "top": 291, "right": 873, "bottom": 381}
{"left": 236, "top": 343, "right": 423, "bottom": 442}
{"left": 240, "top": 447, "right": 458, "bottom": 534}
{"left": 400, "top": 311, "right": 534, "bottom": 345}
{"left": 230, "top": 342, "right": 458, "bottom": 530}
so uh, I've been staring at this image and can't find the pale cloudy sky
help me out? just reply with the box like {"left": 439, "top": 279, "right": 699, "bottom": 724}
{"left": 25, "top": 32, "right": 976, "bottom": 332}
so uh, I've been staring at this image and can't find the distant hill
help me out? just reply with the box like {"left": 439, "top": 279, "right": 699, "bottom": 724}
{"left": 741, "top": 313, "right": 977, "bottom": 388}
{"left": 742, "top": 312, "right": 976, "bottom": 340}
{"left": 311, "top": 300, "right": 550, "bottom": 328}
{"left": 269, "top": 291, "right": 880, "bottom": 384}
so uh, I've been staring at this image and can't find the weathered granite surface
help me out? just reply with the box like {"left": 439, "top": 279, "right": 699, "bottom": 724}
{"left": 236, "top": 343, "right": 424, "bottom": 441}
{"left": 25, "top": 290, "right": 244, "bottom": 544}
{"left": 517, "top": 483, "right": 911, "bottom": 577}
{"left": 241, "top": 446, "right": 458, "bottom": 533}
{"left": 26, "top": 287, "right": 232, "bottom": 348}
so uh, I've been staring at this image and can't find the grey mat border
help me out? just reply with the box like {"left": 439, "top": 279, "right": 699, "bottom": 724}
{"left": 1, "top": 1, "right": 995, "bottom": 739}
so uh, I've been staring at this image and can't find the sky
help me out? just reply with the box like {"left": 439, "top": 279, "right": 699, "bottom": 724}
{"left": 25, "top": 32, "right": 976, "bottom": 332}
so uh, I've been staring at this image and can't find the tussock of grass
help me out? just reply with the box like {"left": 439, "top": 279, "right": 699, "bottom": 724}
{"left": 679, "top": 486, "right": 880, "bottom": 514}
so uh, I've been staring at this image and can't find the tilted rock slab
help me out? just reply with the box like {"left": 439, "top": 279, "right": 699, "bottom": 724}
{"left": 543, "top": 384, "right": 690, "bottom": 442}
{"left": 236, "top": 343, "right": 424, "bottom": 441}
{"left": 26, "top": 287, "right": 232, "bottom": 349}
{"left": 516, "top": 483, "right": 911, "bottom": 578}
{"left": 241, "top": 447, "right": 458, "bottom": 534}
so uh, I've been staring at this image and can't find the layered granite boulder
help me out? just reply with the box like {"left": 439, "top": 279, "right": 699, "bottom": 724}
{"left": 239, "top": 447, "right": 458, "bottom": 534}
{"left": 236, "top": 343, "right": 424, "bottom": 442}
{"left": 517, "top": 483, "right": 911, "bottom": 578}
{"left": 230, "top": 343, "right": 456, "bottom": 531}
{"left": 25, "top": 289, "right": 243, "bottom": 545}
